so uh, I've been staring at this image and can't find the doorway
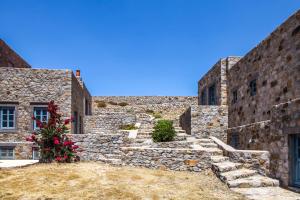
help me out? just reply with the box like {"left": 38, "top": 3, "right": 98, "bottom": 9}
{"left": 291, "top": 134, "right": 300, "bottom": 187}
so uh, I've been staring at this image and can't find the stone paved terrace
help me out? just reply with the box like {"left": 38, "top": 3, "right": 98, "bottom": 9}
{"left": 0, "top": 160, "right": 38, "bottom": 168}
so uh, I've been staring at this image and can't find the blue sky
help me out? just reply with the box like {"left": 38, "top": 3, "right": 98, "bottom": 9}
{"left": 1, "top": 0, "right": 299, "bottom": 96}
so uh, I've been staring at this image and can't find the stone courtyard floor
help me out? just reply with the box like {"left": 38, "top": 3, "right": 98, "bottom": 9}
{"left": 0, "top": 160, "right": 38, "bottom": 168}
{"left": 0, "top": 162, "right": 245, "bottom": 200}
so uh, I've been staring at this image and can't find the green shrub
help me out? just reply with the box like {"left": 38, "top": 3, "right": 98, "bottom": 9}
{"left": 153, "top": 113, "right": 162, "bottom": 119}
{"left": 152, "top": 120, "right": 176, "bottom": 142}
{"left": 119, "top": 124, "right": 137, "bottom": 130}
{"left": 145, "top": 109, "right": 155, "bottom": 114}
{"left": 96, "top": 100, "right": 106, "bottom": 108}
{"left": 118, "top": 102, "right": 128, "bottom": 107}
{"left": 108, "top": 101, "right": 118, "bottom": 105}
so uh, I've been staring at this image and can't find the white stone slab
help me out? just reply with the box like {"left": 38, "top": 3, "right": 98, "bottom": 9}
{"left": 0, "top": 160, "right": 38, "bottom": 168}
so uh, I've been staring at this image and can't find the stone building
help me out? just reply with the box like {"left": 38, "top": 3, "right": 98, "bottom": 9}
{"left": 0, "top": 39, "right": 31, "bottom": 68}
{"left": 198, "top": 10, "right": 300, "bottom": 187}
{"left": 198, "top": 56, "right": 241, "bottom": 106}
{"left": 0, "top": 40, "right": 92, "bottom": 160}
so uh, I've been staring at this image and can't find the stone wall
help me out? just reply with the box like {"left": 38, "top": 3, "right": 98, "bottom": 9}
{"left": 227, "top": 98, "right": 300, "bottom": 186}
{"left": 84, "top": 113, "right": 136, "bottom": 134}
{"left": 198, "top": 57, "right": 241, "bottom": 106}
{"left": 69, "top": 132, "right": 129, "bottom": 161}
{"left": 228, "top": 10, "right": 300, "bottom": 127}
{"left": 71, "top": 74, "right": 92, "bottom": 134}
{"left": 93, "top": 96, "right": 197, "bottom": 106}
{"left": 121, "top": 146, "right": 215, "bottom": 172}
{"left": 0, "top": 39, "right": 31, "bottom": 68}
{"left": 180, "top": 105, "right": 228, "bottom": 142}
{"left": 93, "top": 96, "right": 197, "bottom": 120}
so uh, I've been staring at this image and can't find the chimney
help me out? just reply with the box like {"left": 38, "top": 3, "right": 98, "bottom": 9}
{"left": 76, "top": 69, "right": 81, "bottom": 77}
{"left": 75, "top": 69, "right": 84, "bottom": 87}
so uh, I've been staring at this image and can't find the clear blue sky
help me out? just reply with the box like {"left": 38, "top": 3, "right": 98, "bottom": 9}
{"left": 1, "top": 0, "right": 299, "bottom": 96}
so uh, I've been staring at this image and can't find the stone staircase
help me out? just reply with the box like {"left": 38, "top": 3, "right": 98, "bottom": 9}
{"left": 211, "top": 154, "right": 279, "bottom": 189}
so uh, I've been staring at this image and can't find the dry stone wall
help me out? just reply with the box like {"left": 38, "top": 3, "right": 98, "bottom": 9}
{"left": 69, "top": 132, "right": 129, "bottom": 161}
{"left": 84, "top": 113, "right": 136, "bottom": 134}
{"left": 92, "top": 96, "right": 197, "bottom": 120}
{"left": 180, "top": 105, "right": 228, "bottom": 142}
{"left": 121, "top": 147, "right": 214, "bottom": 172}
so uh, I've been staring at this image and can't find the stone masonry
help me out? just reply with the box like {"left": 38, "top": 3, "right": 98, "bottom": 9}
{"left": 226, "top": 10, "right": 300, "bottom": 187}
{"left": 0, "top": 67, "right": 91, "bottom": 159}
{"left": 198, "top": 56, "right": 241, "bottom": 106}
{"left": 0, "top": 39, "right": 31, "bottom": 68}
{"left": 180, "top": 105, "right": 228, "bottom": 142}
{"left": 1, "top": 8, "right": 300, "bottom": 199}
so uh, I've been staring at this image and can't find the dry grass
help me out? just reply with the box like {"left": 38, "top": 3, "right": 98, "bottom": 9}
{"left": 0, "top": 162, "right": 246, "bottom": 200}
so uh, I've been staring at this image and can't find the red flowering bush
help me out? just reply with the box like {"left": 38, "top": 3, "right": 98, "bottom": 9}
{"left": 26, "top": 101, "right": 79, "bottom": 163}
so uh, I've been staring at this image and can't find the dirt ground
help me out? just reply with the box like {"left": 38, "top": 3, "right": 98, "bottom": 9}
{"left": 0, "top": 162, "right": 246, "bottom": 200}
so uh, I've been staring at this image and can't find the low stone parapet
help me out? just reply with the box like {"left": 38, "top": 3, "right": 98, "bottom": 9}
{"left": 121, "top": 146, "right": 222, "bottom": 172}
{"left": 69, "top": 132, "right": 130, "bottom": 161}
{"left": 210, "top": 136, "right": 270, "bottom": 176}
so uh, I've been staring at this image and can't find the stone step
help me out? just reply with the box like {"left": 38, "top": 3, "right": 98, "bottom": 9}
{"left": 197, "top": 138, "right": 213, "bottom": 143}
{"left": 211, "top": 156, "right": 229, "bottom": 163}
{"left": 202, "top": 148, "right": 223, "bottom": 155}
{"left": 227, "top": 175, "right": 280, "bottom": 188}
{"left": 212, "top": 162, "right": 243, "bottom": 173}
{"left": 199, "top": 143, "right": 218, "bottom": 148}
{"left": 220, "top": 169, "right": 257, "bottom": 182}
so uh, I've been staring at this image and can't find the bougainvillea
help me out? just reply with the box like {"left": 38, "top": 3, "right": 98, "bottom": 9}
{"left": 26, "top": 101, "right": 79, "bottom": 163}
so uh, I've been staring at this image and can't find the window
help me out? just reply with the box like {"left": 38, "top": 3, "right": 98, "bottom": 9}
{"left": 33, "top": 107, "right": 48, "bottom": 130}
{"left": 79, "top": 116, "right": 83, "bottom": 134}
{"left": 249, "top": 79, "right": 257, "bottom": 96}
{"left": 232, "top": 90, "right": 238, "bottom": 104}
{"left": 0, "top": 146, "right": 14, "bottom": 159}
{"left": 85, "top": 99, "right": 89, "bottom": 115}
{"left": 32, "top": 147, "right": 40, "bottom": 160}
{"left": 0, "top": 106, "right": 16, "bottom": 130}
{"left": 208, "top": 84, "right": 217, "bottom": 105}
{"left": 230, "top": 133, "right": 239, "bottom": 149}
{"left": 73, "top": 111, "right": 78, "bottom": 134}
{"left": 200, "top": 89, "right": 207, "bottom": 105}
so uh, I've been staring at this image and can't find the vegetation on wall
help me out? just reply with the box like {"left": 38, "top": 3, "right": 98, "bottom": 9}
{"left": 108, "top": 101, "right": 118, "bottom": 105}
{"left": 153, "top": 113, "right": 162, "bottom": 119}
{"left": 119, "top": 124, "right": 137, "bottom": 130}
{"left": 95, "top": 100, "right": 107, "bottom": 108}
{"left": 118, "top": 102, "right": 128, "bottom": 107}
{"left": 152, "top": 120, "right": 176, "bottom": 142}
{"left": 26, "top": 101, "right": 79, "bottom": 163}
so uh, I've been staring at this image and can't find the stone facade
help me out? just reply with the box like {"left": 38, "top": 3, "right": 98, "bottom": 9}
{"left": 225, "top": 10, "right": 300, "bottom": 187}
{"left": 180, "top": 105, "right": 228, "bottom": 142}
{"left": 198, "top": 57, "right": 241, "bottom": 106}
{"left": 0, "top": 39, "right": 30, "bottom": 68}
{"left": 227, "top": 11, "right": 300, "bottom": 127}
{"left": 0, "top": 67, "right": 91, "bottom": 159}
{"left": 228, "top": 98, "right": 300, "bottom": 186}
